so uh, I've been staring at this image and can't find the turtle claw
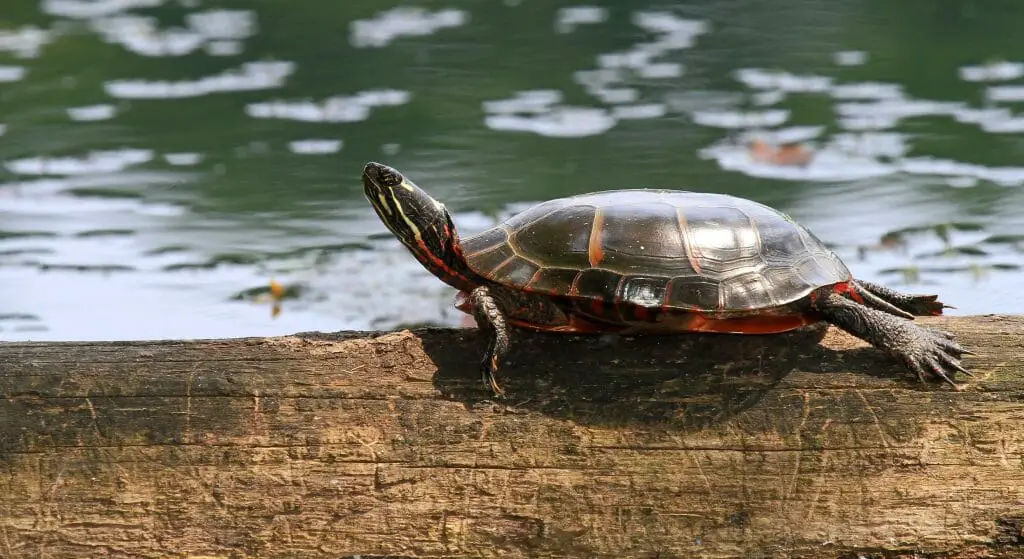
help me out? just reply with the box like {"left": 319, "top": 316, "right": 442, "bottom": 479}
{"left": 896, "top": 326, "right": 972, "bottom": 388}
{"left": 481, "top": 355, "right": 506, "bottom": 397}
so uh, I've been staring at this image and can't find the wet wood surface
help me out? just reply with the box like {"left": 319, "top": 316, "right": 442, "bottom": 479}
{"left": 0, "top": 315, "right": 1022, "bottom": 558}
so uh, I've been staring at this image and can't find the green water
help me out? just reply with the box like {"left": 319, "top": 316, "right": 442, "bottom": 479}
{"left": 1, "top": 0, "right": 1023, "bottom": 340}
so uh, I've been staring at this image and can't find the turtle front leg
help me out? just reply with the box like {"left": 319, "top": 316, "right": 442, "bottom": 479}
{"left": 469, "top": 285, "right": 511, "bottom": 397}
{"left": 810, "top": 291, "right": 972, "bottom": 387}
{"left": 854, "top": 279, "right": 948, "bottom": 316}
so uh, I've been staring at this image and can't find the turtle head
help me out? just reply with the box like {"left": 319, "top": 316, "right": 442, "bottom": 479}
{"left": 362, "top": 161, "right": 478, "bottom": 291}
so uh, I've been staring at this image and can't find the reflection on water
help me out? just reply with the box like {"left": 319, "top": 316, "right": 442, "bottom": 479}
{"left": 1, "top": 0, "right": 1023, "bottom": 341}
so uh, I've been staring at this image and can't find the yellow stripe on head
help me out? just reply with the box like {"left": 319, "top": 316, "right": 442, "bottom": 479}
{"left": 388, "top": 188, "right": 423, "bottom": 243}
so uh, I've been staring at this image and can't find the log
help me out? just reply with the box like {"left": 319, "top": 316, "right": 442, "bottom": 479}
{"left": 0, "top": 315, "right": 1022, "bottom": 559}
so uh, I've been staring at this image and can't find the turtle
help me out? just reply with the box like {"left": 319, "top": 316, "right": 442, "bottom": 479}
{"left": 361, "top": 161, "right": 973, "bottom": 396}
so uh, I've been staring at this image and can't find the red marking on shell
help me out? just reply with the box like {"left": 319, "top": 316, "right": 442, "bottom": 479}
{"left": 568, "top": 271, "right": 582, "bottom": 297}
{"left": 663, "top": 278, "right": 676, "bottom": 307}
{"left": 588, "top": 208, "right": 605, "bottom": 267}
{"left": 590, "top": 299, "right": 605, "bottom": 316}
{"left": 632, "top": 305, "right": 652, "bottom": 321}
{"left": 668, "top": 312, "right": 817, "bottom": 334}
{"left": 525, "top": 268, "right": 545, "bottom": 290}
{"left": 676, "top": 207, "right": 703, "bottom": 276}
{"left": 492, "top": 254, "right": 517, "bottom": 275}
{"left": 833, "top": 281, "right": 863, "bottom": 303}
{"left": 507, "top": 314, "right": 615, "bottom": 334}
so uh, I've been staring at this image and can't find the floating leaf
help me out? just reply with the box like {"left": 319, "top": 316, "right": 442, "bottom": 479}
{"left": 981, "top": 234, "right": 1024, "bottom": 245}
{"left": 143, "top": 245, "right": 191, "bottom": 256}
{"left": 914, "top": 245, "right": 989, "bottom": 259}
{"left": 0, "top": 230, "right": 56, "bottom": 240}
{"left": 66, "top": 188, "right": 144, "bottom": 200}
{"left": 38, "top": 263, "right": 135, "bottom": 273}
{"left": 231, "top": 282, "right": 305, "bottom": 302}
{"left": 75, "top": 228, "right": 135, "bottom": 238}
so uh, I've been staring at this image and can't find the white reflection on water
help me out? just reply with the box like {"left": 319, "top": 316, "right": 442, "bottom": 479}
{"left": 834, "top": 98, "right": 964, "bottom": 123}
{"left": 0, "top": 66, "right": 27, "bottom": 82}
{"left": 898, "top": 157, "right": 1024, "bottom": 187}
{"left": 986, "top": 84, "right": 1024, "bottom": 102}
{"left": 349, "top": 7, "right": 468, "bottom": 48}
{"left": 6, "top": 149, "right": 154, "bottom": 176}
{"left": 485, "top": 107, "right": 617, "bottom": 138}
{"left": 288, "top": 139, "right": 343, "bottom": 155}
{"left": 163, "top": 153, "right": 204, "bottom": 166}
{"left": 555, "top": 6, "right": 608, "bottom": 34}
{"left": 67, "top": 104, "right": 118, "bottom": 121}
{"left": 89, "top": 10, "right": 256, "bottom": 58}
{"left": 0, "top": 26, "right": 52, "bottom": 58}
{"left": 246, "top": 90, "right": 411, "bottom": 123}
{"left": 833, "top": 50, "right": 868, "bottom": 66}
{"left": 828, "top": 82, "right": 904, "bottom": 100}
{"left": 41, "top": 0, "right": 164, "bottom": 19}
{"left": 734, "top": 68, "right": 833, "bottom": 93}
{"left": 483, "top": 90, "right": 562, "bottom": 115}
{"left": 612, "top": 103, "right": 667, "bottom": 120}
{"left": 959, "top": 60, "right": 1024, "bottom": 82}
{"left": 104, "top": 61, "right": 294, "bottom": 99}
{"left": 691, "top": 109, "right": 790, "bottom": 129}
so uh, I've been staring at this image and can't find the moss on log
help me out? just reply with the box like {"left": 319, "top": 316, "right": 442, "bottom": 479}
{"left": 0, "top": 316, "right": 1023, "bottom": 558}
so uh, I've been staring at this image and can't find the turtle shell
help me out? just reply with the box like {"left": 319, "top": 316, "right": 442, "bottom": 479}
{"left": 461, "top": 190, "right": 851, "bottom": 312}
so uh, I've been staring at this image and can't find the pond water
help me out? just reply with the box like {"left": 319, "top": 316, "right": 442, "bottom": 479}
{"left": 2, "top": 0, "right": 1023, "bottom": 341}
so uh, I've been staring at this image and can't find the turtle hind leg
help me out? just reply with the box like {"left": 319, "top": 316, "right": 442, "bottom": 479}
{"left": 469, "top": 285, "right": 511, "bottom": 397}
{"left": 810, "top": 291, "right": 972, "bottom": 387}
{"left": 854, "top": 279, "right": 949, "bottom": 316}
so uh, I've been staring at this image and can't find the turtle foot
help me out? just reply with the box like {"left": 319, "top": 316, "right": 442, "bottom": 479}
{"left": 470, "top": 285, "right": 511, "bottom": 397}
{"left": 899, "top": 294, "right": 948, "bottom": 317}
{"left": 895, "top": 326, "right": 973, "bottom": 388}
{"left": 812, "top": 290, "right": 973, "bottom": 387}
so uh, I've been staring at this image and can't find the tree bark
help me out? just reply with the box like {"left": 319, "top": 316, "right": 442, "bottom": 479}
{"left": 0, "top": 316, "right": 1022, "bottom": 559}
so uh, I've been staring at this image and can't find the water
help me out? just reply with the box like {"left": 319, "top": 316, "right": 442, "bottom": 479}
{"left": 2, "top": 0, "right": 1023, "bottom": 341}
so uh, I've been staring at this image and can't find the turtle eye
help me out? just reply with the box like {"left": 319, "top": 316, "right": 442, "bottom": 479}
{"left": 377, "top": 168, "right": 402, "bottom": 188}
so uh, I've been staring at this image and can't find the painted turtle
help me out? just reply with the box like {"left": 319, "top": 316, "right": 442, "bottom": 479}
{"left": 362, "top": 161, "right": 972, "bottom": 396}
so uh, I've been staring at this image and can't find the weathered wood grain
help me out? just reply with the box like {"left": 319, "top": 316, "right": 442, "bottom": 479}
{"left": 0, "top": 316, "right": 1022, "bottom": 558}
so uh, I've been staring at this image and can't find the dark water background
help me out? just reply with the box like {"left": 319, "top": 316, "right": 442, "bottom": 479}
{"left": 2, "top": 0, "right": 1024, "bottom": 341}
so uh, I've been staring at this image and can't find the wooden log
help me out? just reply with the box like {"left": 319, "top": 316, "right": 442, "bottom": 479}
{"left": 0, "top": 315, "right": 1022, "bottom": 558}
